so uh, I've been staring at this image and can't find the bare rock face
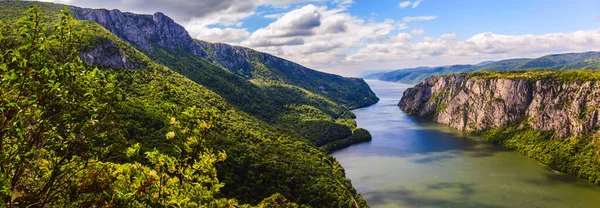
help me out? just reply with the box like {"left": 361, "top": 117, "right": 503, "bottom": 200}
{"left": 80, "top": 38, "right": 143, "bottom": 69}
{"left": 70, "top": 7, "right": 208, "bottom": 59}
{"left": 400, "top": 75, "right": 600, "bottom": 138}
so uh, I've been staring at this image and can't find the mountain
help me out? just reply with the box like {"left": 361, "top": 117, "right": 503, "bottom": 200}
{"left": 364, "top": 65, "right": 477, "bottom": 84}
{"left": 196, "top": 40, "right": 377, "bottom": 109}
{"left": 69, "top": 5, "right": 379, "bottom": 149}
{"left": 70, "top": 6, "right": 377, "bottom": 110}
{"left": 366, "top": 51, "right": 600, "bottom": 84}
{"left": 475, "top": 61, "right": 495, "bottom": 66}
{"left": 0, "top": 1, "right": 374, "bottom": 207}
{"left": 399, "top": 70, "right": 600, "bottom": 185}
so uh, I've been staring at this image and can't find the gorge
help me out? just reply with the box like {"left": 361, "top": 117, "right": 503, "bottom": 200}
{"left": 2, "top": 1, "right": 600, "bottom": 207}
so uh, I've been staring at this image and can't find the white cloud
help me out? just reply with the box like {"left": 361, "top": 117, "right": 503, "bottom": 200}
{"left": 402, "top": 15, "right": 437, "bottom": 23}
{"left": 333, "top": 0, "right": 354, "bottom": 8}
{"left": 412, "top": 0, "right": 423, "bottom": 8}
{"left": 398, "top": 1, "right": 412, "bottom": 8}
{"left": 344, "top": 30, "right": 600, "bottom": 75}
{"left": 440, "top": 33, "right": 457, "bottom": 40}
{"left": 393, "top": 33, "right": 413, "bottom": 42}
{"left": 244, "top": 4, "right": 322, "bottom": 47}
{"left": 398, "top": 0, "right": 423, "bottom": 9}
{"left": 187, "top": 26, "right": 251, "bottom": 44}
{"left": 411, "top": 29, "right": 425, "bottom": 35}
{"left": 240, "top": 4, "right": 402, "bottom": 69}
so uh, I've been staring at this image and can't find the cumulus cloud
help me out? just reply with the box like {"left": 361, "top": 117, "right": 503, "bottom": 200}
{"left": 402, "top": 15, "right": 437, "bottom": 23}
{"left": 393, "top": 33, "right": 413, "bottom": 42}
{"left": 244, "top": 4, "right": 322, "bottom": 47}
{"left": 411, "top": 29, "right": 425, "bottom": 35}
{"left": 398, "top": 0, "right": 423, "bottom": 9}
{"left": 187, "top": 27, "right": 250, "bottom": 44}
{"left": 440, "top": 33, "right": 457, "bottom": 40}
{"left": 240, "top": 4, "right": 402, "bottom": 68}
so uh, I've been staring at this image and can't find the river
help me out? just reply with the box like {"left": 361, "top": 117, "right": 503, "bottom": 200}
{"left": 331, "top": 80, "right": 600, "bottom": 208}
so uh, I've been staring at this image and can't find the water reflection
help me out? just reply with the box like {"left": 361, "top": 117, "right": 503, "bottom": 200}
{"left": 332, "top": 80, "right": 600, "bottom": 208}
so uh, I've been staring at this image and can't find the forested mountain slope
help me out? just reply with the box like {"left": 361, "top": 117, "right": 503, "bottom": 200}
{"left": 366, "top": 52, "right": 600, "bottom": 84}
{"left": 0, "top": 1, "right": 373, "bottom": 207}
{"left": 66, "top": 3, "right": 378, "bottom": 149}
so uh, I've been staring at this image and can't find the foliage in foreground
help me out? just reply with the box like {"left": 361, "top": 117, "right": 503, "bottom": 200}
{"left": 0, "top": 7, "right": 231, "bottom": 207}
{"left": 0, "top": 5, "right": 369, "bottom": 207}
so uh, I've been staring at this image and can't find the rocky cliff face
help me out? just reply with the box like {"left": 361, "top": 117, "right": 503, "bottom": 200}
{"left": 80, "top": 38, "right": 144, "bottom": 69}
{"left": 70, "top": 7, "right": 208, "bottom": 59}
{"left": 400, "top": 75, "right": 600, "bottom": 137}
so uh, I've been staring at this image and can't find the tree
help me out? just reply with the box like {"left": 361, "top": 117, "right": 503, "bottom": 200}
{"left": 0, "top": 6, "right": 122, "bottom": 207}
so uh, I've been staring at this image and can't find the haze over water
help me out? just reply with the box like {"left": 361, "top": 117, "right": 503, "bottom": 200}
{"left": 332, "top": 80, "right": 600, "bottom": 208}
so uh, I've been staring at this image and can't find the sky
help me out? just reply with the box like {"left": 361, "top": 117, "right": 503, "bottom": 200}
{"left": 40, "top": 0, "right": 600, "bottom": 76}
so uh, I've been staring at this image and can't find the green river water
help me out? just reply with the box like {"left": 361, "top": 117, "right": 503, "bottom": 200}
{"left": 331, "top": 80, "right": 600, "bottom": 208}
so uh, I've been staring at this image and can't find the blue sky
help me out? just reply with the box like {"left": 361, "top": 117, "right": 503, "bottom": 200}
{"left": 348, "top": 0, "right": 599, "bottom": 36}
{"left": 45, "top": 0, "right": 600, "bottom": 76}
{"left": 242, "top": 0, "right": 599, "bottom": 42}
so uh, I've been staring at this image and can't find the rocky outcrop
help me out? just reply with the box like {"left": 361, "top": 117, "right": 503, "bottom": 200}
{"left": 70, "top": 7, "right": 209, "bottom": 58}
{"left": 80, "top": 38, "right": 143, "bottom": 69}
{"left": 400, "top": 75, "right": 600, "bottom": 137}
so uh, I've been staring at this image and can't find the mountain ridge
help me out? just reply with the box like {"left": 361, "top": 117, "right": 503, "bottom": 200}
{"left": 366, "top": 51, "right": 600, "bottom": 84}
{"left": 69, "top": 5, "right": 378, "bottom": 109}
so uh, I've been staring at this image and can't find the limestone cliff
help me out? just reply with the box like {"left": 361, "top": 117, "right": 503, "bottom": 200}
{"left": 400, "top": 74, "right": 600, "bottom": 137}
{"left": 400, "top": 72, "right": 600, "bottom": 183}
{"left": 71, "top": 7, "right": 209, "bottom": 59}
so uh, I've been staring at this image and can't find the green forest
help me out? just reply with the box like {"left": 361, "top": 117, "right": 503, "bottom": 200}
{"left": 0, "top": 3, "right": 375, "bottom": 207}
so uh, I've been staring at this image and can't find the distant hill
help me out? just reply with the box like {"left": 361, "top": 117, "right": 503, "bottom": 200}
{"left": 365, "top": 51, "right": 600, "bottom": 84}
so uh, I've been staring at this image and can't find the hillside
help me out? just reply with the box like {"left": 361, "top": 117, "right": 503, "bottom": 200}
{"left": 70, "top": 6, "right": 377, "bottom": 110}
{"left": 366, "top": 52, "right": 600, "bottom": 84}
{"left": 67, "top": 4, "right": 378, "bottom": 149}
{"left": 399, "top": 70, "right": 600, "bottom": 185}
{"left": 0, "top": 2, "right": 373, "bottom": 207}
